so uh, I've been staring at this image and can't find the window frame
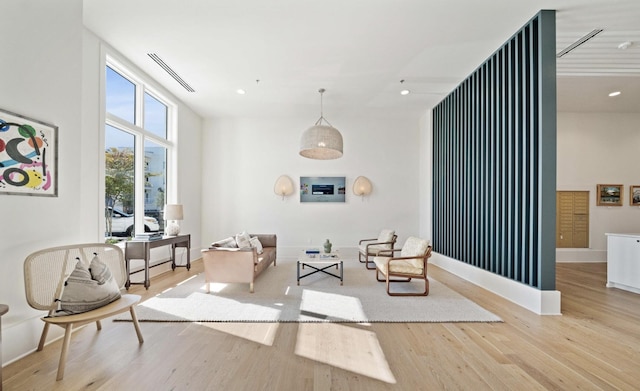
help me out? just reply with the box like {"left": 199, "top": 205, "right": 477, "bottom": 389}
{"left": 101, "top": 53, "right": 177, "bottom": 238}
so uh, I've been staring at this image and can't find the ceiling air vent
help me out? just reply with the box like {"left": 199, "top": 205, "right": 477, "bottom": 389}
{"left": 147, "top": 53, "right": 195, "bottom": 92}
{"left": 556, "top": 29, "right": 603, "bottom": 58}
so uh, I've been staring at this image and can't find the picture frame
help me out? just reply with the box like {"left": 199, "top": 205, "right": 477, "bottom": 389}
{"left": 596, "top": 184, "right": 622, "bottom": 206}
{"left": 300, "top": 176, "right": 346, "bottom": 203}
{"left": 630, "top": 185, "right": 640, "bottom": 206}
{"left": 0, "top": 108, "right": 58, "bottom": 197}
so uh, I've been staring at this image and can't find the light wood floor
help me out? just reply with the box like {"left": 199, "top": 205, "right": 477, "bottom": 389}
{"left": 3, "top": 261, "right": 640, "bottom": 390}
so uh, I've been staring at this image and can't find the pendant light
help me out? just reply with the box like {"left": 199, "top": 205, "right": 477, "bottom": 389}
{"left": 299, "top": 88, "right": 343, "bottom": 160}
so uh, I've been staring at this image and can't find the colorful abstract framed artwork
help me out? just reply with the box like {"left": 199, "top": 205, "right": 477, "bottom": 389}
{"left": 596, "top": 184, "right": 622, "bottom": 206}
{"left": 0, "top": 108, "right": 58, "bottom": 197}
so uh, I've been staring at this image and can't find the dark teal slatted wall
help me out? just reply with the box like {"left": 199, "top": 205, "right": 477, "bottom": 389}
{"left": 432, "top": 10, "right": 556, "bottom": 290}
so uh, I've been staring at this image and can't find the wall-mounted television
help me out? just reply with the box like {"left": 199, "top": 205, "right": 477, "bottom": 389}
{"left": 300, "top": 176, "right": 346, "bottom": 203}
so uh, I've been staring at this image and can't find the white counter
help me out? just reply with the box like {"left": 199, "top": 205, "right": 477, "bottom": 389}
{"left": 605, "top": 233, "right": 640, "bottom": 294}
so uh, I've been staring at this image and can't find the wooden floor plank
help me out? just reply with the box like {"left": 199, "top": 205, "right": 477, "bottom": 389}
{"left": 3, "top": 260, "right": 640, "bottom": 390}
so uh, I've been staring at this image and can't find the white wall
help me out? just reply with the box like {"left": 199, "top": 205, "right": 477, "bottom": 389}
{"left": 556, "top": 112, "right": 640, "bottom": 262}
{"left": 201, "top": 113, "right": 422, "bottom": 257}
{"left": 0, "top": 0, "right": 85, "bottom": 364}
{"left": 1, "top": 1, "right": 203, "bottom": 365}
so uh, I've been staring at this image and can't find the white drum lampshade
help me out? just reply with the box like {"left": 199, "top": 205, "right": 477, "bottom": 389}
{"left": 164, "top": 204, "right": 183, "bottom": 236}
{"left": 299, "top": 88, "right": 343, "bottom": 160}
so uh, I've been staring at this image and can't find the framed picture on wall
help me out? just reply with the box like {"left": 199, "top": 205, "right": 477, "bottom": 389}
{"left": 630, "top": 185, "right": 640, "bottom": 206}
{"left": 596, "top": 184, "right": 623, "bottom": 206}
{"left": 0, "top": 108, "right": 58, "bottom": 197}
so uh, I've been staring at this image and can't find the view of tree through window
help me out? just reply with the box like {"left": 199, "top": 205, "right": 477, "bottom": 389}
{"left": 105, "top": 62, "right": 172, "bottom": 242}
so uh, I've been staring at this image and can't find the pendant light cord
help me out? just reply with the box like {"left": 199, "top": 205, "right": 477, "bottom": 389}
{"left": 315, "top": 88, "right": 333, "bottom": 127}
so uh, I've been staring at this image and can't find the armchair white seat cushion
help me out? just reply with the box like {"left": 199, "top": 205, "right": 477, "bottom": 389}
{"left": 373, "top": 258, "right": 423, "bottom": 276}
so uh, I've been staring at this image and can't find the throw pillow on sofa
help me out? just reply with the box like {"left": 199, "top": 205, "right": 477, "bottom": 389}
{"left": 249, "top": 236, "right": 264, "bottom": 254}
{"left": 235, "top": 231, "right": 252, "bottom": 248}
{"left": 211, "top": 236, "right": 238, "bottom": 248}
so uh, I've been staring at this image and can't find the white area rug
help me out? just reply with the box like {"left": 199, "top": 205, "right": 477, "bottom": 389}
{"left": 114, "top": 259, "right": 502, "bottom": 323}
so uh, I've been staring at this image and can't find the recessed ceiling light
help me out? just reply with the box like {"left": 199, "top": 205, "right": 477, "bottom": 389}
{"left": 400, "top": 89, "right": 410, "bottom": 95}
{"left": 609, "top": 91, "right": 621, "bottom": 97}
{"left": 618, "top": 41, "right": 633, "bottom": 50}
{"left": 237, "top": 89, "right": 246, "bottom": 95}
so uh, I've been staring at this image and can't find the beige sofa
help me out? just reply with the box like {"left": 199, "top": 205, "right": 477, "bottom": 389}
{"left": 201, "top": 234, "right": 277, "bottom": 293}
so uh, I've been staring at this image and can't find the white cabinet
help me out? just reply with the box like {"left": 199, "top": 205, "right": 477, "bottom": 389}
{"left": 606, "top": 233, "right": 640, "bottom": 294}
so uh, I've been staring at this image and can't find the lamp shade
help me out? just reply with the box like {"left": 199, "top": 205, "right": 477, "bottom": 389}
{"left": 274, "top": 175, "right": 295, "bottom": 199}
{"left": 299, "top": 125, "right": 343, "bottom": 160}
{"left": 163, "top": 204, "right": 184, "bottom": 221}
{"left": 353, "top": 176, "right": 373, "bottom": 196}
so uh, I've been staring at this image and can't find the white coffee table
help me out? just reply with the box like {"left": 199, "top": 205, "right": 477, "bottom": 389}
{"left": 297, "top": 252, "right": 343, "bottom": 285}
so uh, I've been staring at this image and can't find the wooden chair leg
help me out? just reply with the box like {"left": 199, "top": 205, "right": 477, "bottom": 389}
{"left": 96, "top": 320, "right": 102, "bottom": 330}
{"left": 365, "top": 256, "right": 376, "bottom": 270}
{"left": 56, "top": 323, "right": 74, "bottom": 381}
{"left": 37, "top": 323, "right": 50, "bottom": 351}
{"left": 386, "top": 277, "right": 429, "bottom": 296}
{"left": 129, "top": 306, "right": 144, "bottom": 343}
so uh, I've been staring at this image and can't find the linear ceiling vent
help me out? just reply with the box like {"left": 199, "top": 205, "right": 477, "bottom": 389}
{"left": 147, "top": 53, "right": 195, "bottom": 92}
{"left": 556, "top": 29, "right": 603, "bottom": 58}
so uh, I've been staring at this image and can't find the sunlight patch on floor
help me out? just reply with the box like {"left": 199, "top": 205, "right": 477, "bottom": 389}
{"left": 299, "top": 289, "right": 367, "bottom": 321}
{"left": 295, "top": 323, "right": 396, "bottom": 384}
{"left": 195, "top": 322, "right": 279, "bottom": 346}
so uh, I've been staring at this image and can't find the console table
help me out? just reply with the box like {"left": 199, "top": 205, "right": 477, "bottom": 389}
{"left": 125, "top": 234, "right": 191, "bottom": 289}
{"left": 1, "top": 304, "right": 8, "bottom": 391}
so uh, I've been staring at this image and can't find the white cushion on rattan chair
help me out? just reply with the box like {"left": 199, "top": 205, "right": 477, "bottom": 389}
{"left": 53, "top": 256, "right": 121, "bottom": 316}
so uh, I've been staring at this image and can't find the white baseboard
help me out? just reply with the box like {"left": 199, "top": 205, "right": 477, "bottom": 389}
{"left": 556, "top": 248, "right": 606, "bottom": 263}
{"left": 430, "top": 252, "right": 562, "bottom": 315}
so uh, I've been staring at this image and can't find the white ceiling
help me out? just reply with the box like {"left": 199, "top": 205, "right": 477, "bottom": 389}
{"left": 83, "top": 0, "right": 640, "bottom": 121}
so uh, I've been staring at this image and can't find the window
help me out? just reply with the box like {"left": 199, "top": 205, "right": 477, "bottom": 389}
{"left": 104, "top": 60, "right": 173, "bottom": 241}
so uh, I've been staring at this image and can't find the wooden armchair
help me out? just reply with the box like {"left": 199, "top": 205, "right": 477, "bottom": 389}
{"left": 24, "top": 243, "right": 144, "bottom": 380}
{"left": 358, "top": 229, "right": 397, "bottom": 270}
{"left": 373, "top": 237, "right": 432, "bottom": 296}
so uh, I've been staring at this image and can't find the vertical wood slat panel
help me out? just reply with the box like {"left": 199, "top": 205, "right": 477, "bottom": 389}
{"left": 431, "top": 11, "right": 556, "bottom": 290}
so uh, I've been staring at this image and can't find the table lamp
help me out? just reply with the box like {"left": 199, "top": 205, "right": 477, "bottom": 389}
{"left": 164, "top": 204, "right": 183, "bottom": 236}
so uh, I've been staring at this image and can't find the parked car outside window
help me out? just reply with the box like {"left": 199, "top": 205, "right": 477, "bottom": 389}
{"left": 106, "top": 207, "right": 160, "bottom": 237}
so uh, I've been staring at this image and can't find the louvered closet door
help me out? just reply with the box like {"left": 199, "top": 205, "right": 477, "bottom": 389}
{"left": 556, "top": 191, "right": 589, "bottom": 248}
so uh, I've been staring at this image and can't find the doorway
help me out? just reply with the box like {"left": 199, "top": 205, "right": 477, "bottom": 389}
{"left": 556, "top": 191, "right": 589, "bottom": 248}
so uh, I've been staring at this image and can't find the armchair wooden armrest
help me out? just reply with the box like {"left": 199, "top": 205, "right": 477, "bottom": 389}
{"left": 376, "top": 248, "right": 402, "bottom": 257}
{"left": 358, "top": 231, "right": 398, "bottom": 270}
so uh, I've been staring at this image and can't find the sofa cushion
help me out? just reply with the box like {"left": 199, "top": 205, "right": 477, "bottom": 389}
{"left": 235, "top": 231, "right": 252, "bottom": 248}
{"left": 212, "top": 236, "right": 238, "bottom": 248}
{"left": 250, "top": 236, "right": 264, "bottom": 254}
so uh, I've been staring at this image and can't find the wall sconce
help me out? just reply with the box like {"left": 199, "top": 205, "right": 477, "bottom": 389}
{"left": 274, "top": 175, "right": 295, "bottom": 200}
{"left": 353, "top": 176, "right": 373, "bottom": 199}
{"left": 163, "top": 204, "right": 184, "bottom": 236}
